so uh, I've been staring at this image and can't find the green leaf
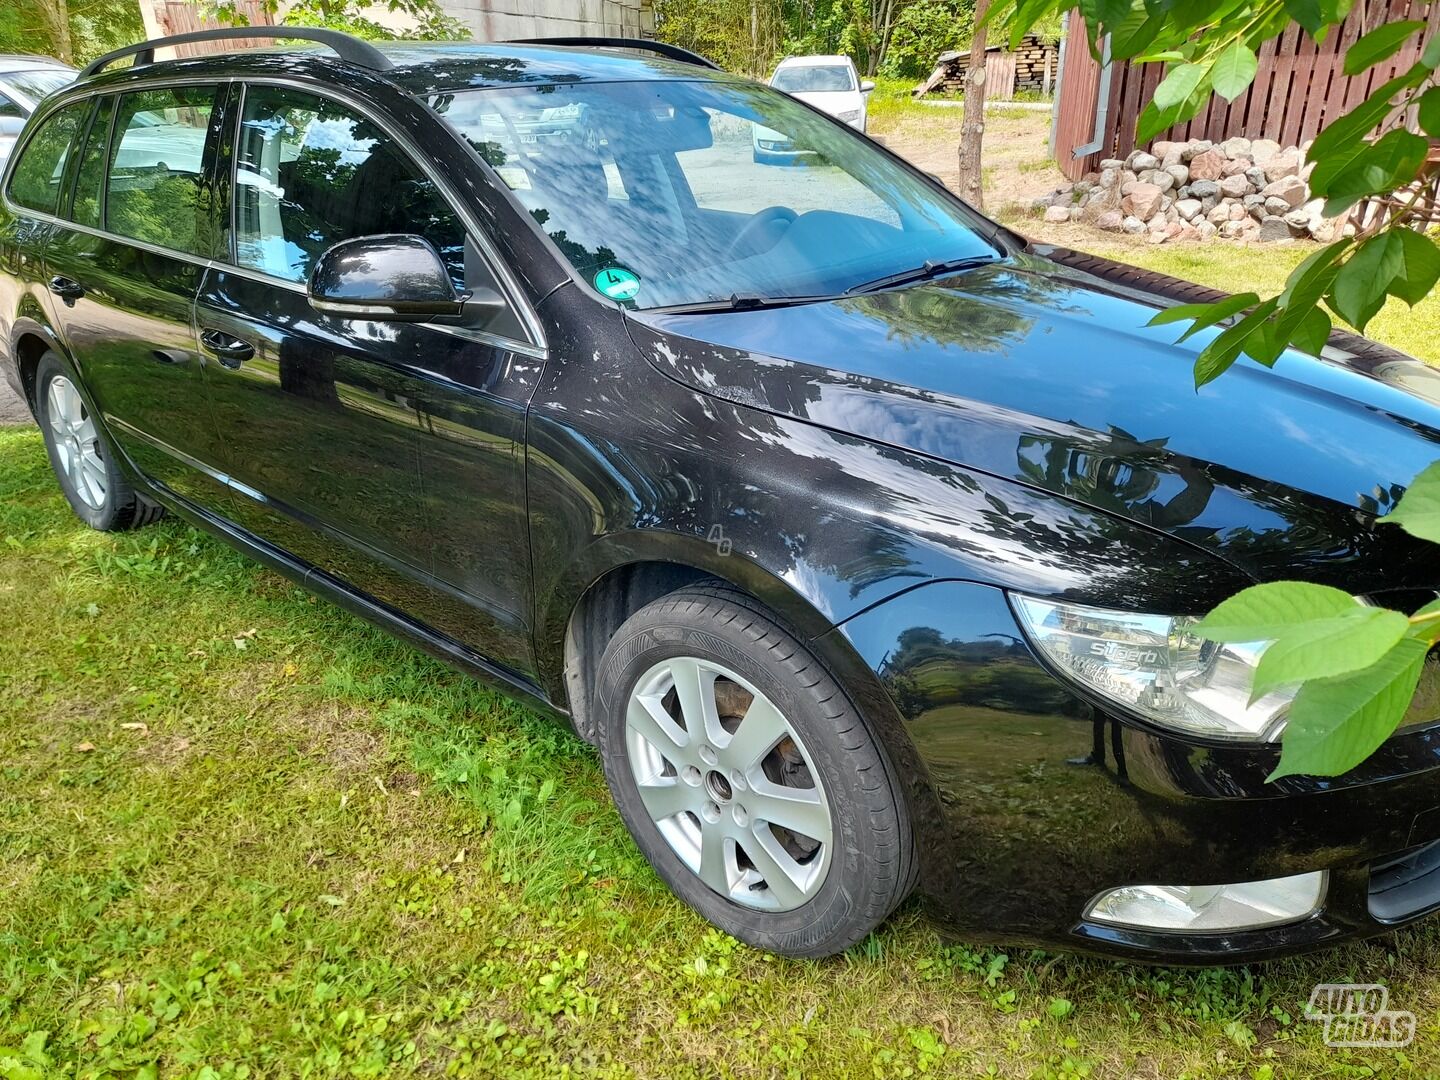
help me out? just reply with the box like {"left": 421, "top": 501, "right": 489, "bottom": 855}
{"left": 1136, "top": 68, "right": 1212, "bottom": 143}
{"left": 1343, "top": 20, "right": 1424, "bottom": 75}
{"left": 1329, "top": 232, "right": 1403, "bottom": 330}
{"left": 1153, "top": 62, "right": 1207, "bottom": 110}
{"left": 1389, "top": 228, "right": 1440, "bottom": 306}
{"left": 1289, "top": 306, "right": 1332, "bottom": 355}
{"left": 1378, "top": 460, "right": 1440, "bottom": 544}
{"left": 1147, "top": 292, "right": 1256, "bottom": 335}
{"left": 1321, "top": 128, "right": 1429, "bottom": 215}
{"left": 1424, "top": 29, "right": 1440, "bottom": 69}
{"left": 1212, "top": 43, "right": 1258, "bottom": 100}
{"left": 1278, "top": 239, "right": 1352, "bottom": 307}
{"left": 1094, "top": 0, "right": 1135, "bottom": 31}
{"left": 1308, "top": 68, "right": 1428, "bottom": 164}
{"left": 1419, "top": 87, "right": 1440, "bottom": 137}
{"left": 1269, "top": 636, "right": 1430, "bottom": 779}
{"left": 1193, "top": 297, "right": 1279, "bottom": 386}
{"left": 1194, "top": 580, "right": 1363, "bottom": 643}
{"left": 1250, "top": 606, "right": 1411, "bottom": 702}
{"left": 1283, "top": 0, "right": 1324, "bottom": 35}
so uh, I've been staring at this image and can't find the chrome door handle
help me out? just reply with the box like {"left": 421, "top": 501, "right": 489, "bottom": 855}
{"left": 48, "top": 276, "right": 84, "bottom": 305}
{"left": 200, "top": 328, "right": 255, "bottom": 368}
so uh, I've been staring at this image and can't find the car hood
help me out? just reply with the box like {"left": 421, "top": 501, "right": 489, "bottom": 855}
{"left": 787, "top": 90, "right": 860, "bottom": 112}
{"left": 625, "top": 252, "right": 1440, "bottom": 595}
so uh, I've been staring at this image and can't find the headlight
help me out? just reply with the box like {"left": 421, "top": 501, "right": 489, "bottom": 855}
{"left": 837, "top": 108, "right": 862, "bottom": 124}
{"left": 1012, "top": 595, "right": 1293, "bottom": 741}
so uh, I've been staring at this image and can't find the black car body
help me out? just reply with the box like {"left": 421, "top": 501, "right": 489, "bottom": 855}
{"left": 5, "top": 31, "right": 1440, "bottom": 963}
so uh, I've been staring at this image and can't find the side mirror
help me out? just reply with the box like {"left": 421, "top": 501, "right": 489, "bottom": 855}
{"left": 309, "top": 234, "right": 470, "bottom": 321}
{"left": 860, "top": 80, "right": 876, "bottom": 93}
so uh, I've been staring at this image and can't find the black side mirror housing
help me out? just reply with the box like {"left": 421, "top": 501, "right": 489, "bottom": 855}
{"left": 308, "top": 234, "right": 469, "bottom": 321}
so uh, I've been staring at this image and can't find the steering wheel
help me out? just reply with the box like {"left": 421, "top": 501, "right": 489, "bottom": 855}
{"left": 722, "top": 206, "right": 799, "bottom": 261}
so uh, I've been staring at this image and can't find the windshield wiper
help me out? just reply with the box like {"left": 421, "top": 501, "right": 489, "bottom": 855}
{"left": 649, "top": 292, "right": 841, "bottom": 315}
{"left": 846, "top": 255, "right": 1001, "bottom": 296}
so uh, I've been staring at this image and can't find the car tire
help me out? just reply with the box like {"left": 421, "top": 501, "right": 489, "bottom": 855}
{"left": 35, "top": 351, "right": 163, "bottom": 532}
{"left": 594, "top": 584, "right": 915, "bottom": 957}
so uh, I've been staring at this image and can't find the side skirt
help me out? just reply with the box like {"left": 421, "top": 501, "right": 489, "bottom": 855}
{"left": 143, "top": 478, "right": 572, "bottom": 731}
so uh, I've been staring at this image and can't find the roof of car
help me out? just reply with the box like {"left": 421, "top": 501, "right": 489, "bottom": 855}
{"left": 774, "top": 55, "right": 853, "bottom": 68}
{"left": 377, "top": 42, "right": 739, "bottom": 93}
{"left": 0, "top": 54, "right": 75, "bottom": 73}
{"left": 71, "top": 40, "right": 738, "bottom": 98}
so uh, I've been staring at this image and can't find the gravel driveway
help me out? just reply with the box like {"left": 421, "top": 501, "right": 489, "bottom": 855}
{"left": 0, "top": 378, "right": 30, "bottom": 426}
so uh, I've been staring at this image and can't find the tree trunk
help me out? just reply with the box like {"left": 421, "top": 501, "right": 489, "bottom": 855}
{"left": 41, "top": 0, "right": 74, "bottom": 64}
{"left": 956, "top": 0, "right": 990, "bottom": 209}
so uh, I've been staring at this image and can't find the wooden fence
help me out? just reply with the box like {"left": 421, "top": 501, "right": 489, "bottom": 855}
{"left": 1052, "top": 1, "right": 1440, "bottom": 180}
{"left": 152, "top": 0, "right": 275, "bottom": 55}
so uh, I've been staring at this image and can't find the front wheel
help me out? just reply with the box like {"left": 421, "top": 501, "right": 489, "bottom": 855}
{"left": 594, "top": 585, "right": 915, "bottom": 957}
{"left": 35, "top": 351, "right": 163, "bottom": 532}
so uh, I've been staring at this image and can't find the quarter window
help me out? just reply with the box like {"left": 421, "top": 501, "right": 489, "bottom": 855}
{"left": 106, "top": 86, "right": 217, "bottom": 255}
{"left": 234, "top": 86, "right": 465, "bottom": 287}
{"left": 6, "top": 101, "right": 87, "bottom": 215}
{"left": 0, "top": 93, "right": 23, "bottom": 120}
{"left": 71, "top": 97, "right": 114, "bottom": 229}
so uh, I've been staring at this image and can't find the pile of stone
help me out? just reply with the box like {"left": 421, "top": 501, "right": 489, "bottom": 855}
{"left": 1031, "top": 137, "right": 1349, "bottom": 244}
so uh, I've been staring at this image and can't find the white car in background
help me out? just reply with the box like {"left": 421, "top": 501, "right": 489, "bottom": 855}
{"left": 0, "top": 55, "right": 76, "bottom": 167}
{"left": 772, "top": 55, "right": 873, "bottom": 130}
{"left": 753, "top": 54, "right": 874, "bottom": 163}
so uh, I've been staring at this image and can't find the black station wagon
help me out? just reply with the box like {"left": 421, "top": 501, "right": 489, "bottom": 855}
{"left": 6, "top": 28, "right": 1440, "bottom": 962}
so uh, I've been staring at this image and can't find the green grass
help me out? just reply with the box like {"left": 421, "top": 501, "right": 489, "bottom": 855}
{"left": 3, "top": 248, "right": 1440, "bottom": 1077}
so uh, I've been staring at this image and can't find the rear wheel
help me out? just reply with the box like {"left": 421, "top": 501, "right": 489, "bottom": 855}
{"left": 35, "top": 352, "right": 162, "bottom": 532}
{"left": 594, "top": 585, "right": 914, "bottom": 957}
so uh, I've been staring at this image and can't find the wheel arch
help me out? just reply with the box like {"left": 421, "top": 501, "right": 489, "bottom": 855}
{"left": 546, "top": 533, "right": 933, "bottom": 798}
{"left": 10, "top": 312, "right": 68, "bottom": 412}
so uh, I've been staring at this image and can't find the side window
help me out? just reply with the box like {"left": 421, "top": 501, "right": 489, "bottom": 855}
{"left": 234, "top": 86, "right": 465, "bottom": 287}
{"left": 71, "top": 97, "right": 114, "bottom": 229}
{"left": 106, "top": 86, "right": 217, "bottom": 255}
{"left": 0, "top": 93, "right": 23, "bottom": 120}
{"left": 6, "top": 100, "right": 87, "bottom": 215}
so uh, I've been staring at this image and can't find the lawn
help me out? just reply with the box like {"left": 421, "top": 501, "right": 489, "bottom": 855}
{"left": 4, "top": 247, "right": 1440, "bottom": 1077}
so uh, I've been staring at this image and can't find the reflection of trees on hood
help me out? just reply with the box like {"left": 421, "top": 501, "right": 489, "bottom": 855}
{"left": 833, "top": 264, "right": 1086, "bottom": 356}
{"left": 1018, "top": 425, "right": 1216, "bottom": 534}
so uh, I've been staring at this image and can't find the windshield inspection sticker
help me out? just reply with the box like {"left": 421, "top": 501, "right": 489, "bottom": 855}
{"left": 595, "top": 267, "right": 641, "bottom": 302}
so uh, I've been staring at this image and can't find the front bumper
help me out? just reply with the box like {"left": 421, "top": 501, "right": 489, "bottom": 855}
{"left": 829, "top": 579, "right": 1440, "bottom": 963}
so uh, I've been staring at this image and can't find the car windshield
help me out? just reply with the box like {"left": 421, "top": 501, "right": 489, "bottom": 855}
{"left": 2, "top": 69, "right": 73, "bottom": 105}
{"left": 430, "top": 78, "right": 995, "bottom": 310}
{"left": 772, "top": 65, "right": 854, "bottom": 93}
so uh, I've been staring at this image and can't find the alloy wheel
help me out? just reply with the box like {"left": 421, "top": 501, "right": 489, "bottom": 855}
{"left": 624, "top": 657, "right": 832, "bottom": 911}
{"left": 46, "top": 375, "right": 107, "bottom": 510}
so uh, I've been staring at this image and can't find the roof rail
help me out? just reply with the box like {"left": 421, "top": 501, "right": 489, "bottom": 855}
{"left": 79, "top": 26, "right": 393, "bottom": 78}
{"left": 506, "top": 36, "right": 721, "bottom": 71}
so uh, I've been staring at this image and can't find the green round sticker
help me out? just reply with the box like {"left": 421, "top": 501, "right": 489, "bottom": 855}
{"left": 594, "top": 266, "right": 641, "bottom": 302}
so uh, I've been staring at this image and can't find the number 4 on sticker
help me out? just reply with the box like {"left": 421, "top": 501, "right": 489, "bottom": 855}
{"left": 594, "top": 266, "right": 640, "bottom": 301}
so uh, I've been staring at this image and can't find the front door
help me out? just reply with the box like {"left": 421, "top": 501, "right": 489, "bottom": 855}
{"left": 197, "top": 83, "right": 539, "bottom": 676}
{"left": 43, "top": 85, "right": 231, "bottom": 505}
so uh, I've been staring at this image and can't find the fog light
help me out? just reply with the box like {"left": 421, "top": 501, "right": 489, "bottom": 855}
{"left": 1086, "top": 871, "right": 1326, "bottom": 932}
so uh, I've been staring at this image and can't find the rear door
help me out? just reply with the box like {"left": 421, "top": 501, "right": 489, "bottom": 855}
{"left": 1, "top": 96, "right": 87, "bottom": 345}
{"left": 42, "top": 83, "right": 230, "bottom": 504}
{"left": 197, "top": 82, "right": 541, "bottom": 676}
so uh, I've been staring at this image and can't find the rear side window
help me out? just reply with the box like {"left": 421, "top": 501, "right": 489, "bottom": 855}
{"left": 106, "top": 86, "right": 217, "bottom": 255}
{"left": 6, "top": 100, "right": 87, "bottom": 214}
{"left": 233, "top": 85, "right": 465, "bottom": 286}
{"left": 71, "top": 97, "right": 114, "bottom": 229}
